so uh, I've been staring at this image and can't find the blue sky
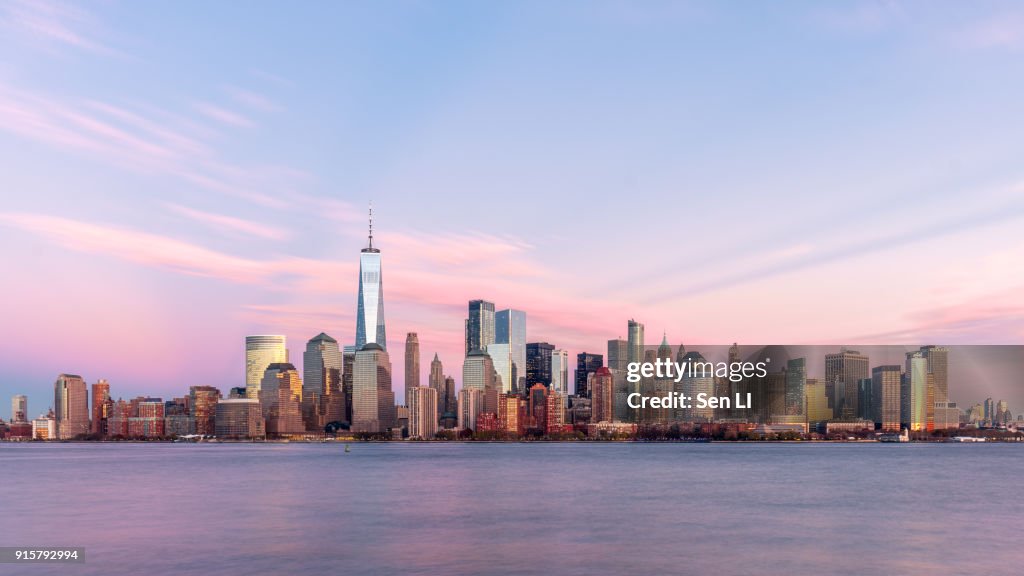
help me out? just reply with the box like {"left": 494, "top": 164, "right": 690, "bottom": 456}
{"left": 1, "top": 0, "right": 1023, "bottom": 417}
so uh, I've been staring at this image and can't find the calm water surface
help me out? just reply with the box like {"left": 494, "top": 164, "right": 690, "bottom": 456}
{"left": 1, "top": 442, "right": 1021, "bottom": 575}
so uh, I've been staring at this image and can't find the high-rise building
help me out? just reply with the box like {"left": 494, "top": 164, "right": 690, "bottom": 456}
{"left": 856, "top": 378, "right": 874, "bottom": 422}
{"left": 11, "top": 394, "right": 27, "bottom": 423}
{"left": 592, "top": 367, "right": 615, "bottom": 423}
{"left": 546, "top": 389, "right": 565, "bottom": 433}
{"left": 805, "top": 378, "right": 832, "bottom": 424}
{"left": 495, "top": 309, "right": 526, "bottom": 391}
{"left": 486, "top": 343, "right": 513, "bottom": 393}
{"left": 903, "top": 352, "right": 928, "bottom": 431}
{"left": 627, "top": 320, "right": 645, "bottom": 365}
{"left": 407, "top": 386, "right": 438, "bottom": 439}
{"left": 607, "top": 339, "right": 628, "bottom": 373}
{"left": 352, "top": 343, "right": 395, "bottom": 434}
{"left": 189, "top": 386, "right": 221, "bottom": 436}
{"left": 215, "top": 398, "right": 265, "bottom": 438}
{"left": 785, "top": 359, "right": 806, "bottom": 417}
{"left": 442, "top": 376, "right": 457, "bottom": 428}
{"left": 825, "top": 348, "right": 869, "bottom": 419}
{"left": 551, "top": 349, "right": 569, "bottom": 398}
{"left": 54, "top": 374, "right": 89, "bottom": 440}
{"left": 498, "top": 393, "right": 521, "bottom": 436}
{"left": 343, "top": 346, "right": 356, "bottom": 423}
{"left": 303, "top": 333, "right": 343, "bottom": 432}
{"left": 466, "top": 300, "right": 496, "bottom": 354}
{"left": 245, "top": 335, "right": 288, "bottom": 399}
{"left": 921, "top": 346, "right": 949, "bottom": 403}
{"left": 575, "top": 353, "right": 603, "bottom": 398}
{"left": 526, "top": 342, "right": 555, "bottom": 387}
{"left": 260, "top": 363, "right": 304, "bottom": 436}
{"left": 405, "top": 333, "right": 420, "bottom": 404}
{"left": 429, "top": 353, "right": 444, "bottom": 420}
{"left": 355, "top": 206, "right": 387, "bottom": 350}
{"left": 871, "top": 365, "right": 901, "bottom": 432}
{"left": 678, "top": 351, "right": 714, "bottom": 422}
{"left": 91, "top": 380, "right": 111, "bottom": 436}
{"left": 462, "top": 349, "right": 496, "bottom": 391}
{"left": 458, "top": 388, "right": 483, "bottom": 431}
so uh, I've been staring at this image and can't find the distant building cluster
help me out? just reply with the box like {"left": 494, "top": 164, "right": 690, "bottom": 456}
{"left": 1, "top": 212, "right": 1019, "bottom": 442}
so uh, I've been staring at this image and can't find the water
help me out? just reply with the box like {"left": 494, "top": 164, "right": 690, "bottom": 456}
{"left": 1, "top": 442, "right": 1021, "bottom": 575}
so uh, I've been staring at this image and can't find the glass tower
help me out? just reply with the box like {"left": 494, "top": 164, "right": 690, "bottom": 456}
{"left": 495, "top": 309, "right": 526, "bottom": 391}
{"left": 356, "top": 206, "right": 387, "bottom": 350}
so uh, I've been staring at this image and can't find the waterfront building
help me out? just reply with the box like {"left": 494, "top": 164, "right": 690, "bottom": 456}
{"left": 405, "top": 333, "right": 420, "bottom": 405}
{"left": 903, "top": 352, "right": 929, "bottom": 431}
{"left": 11, "top": 394, "right": 27, "bottom": 423}
{"left": 825, "top": 348, "right": 869, "bottom": 419}
{"left": 526, "top": 342, "right": 554, "bottom": 388}
{"left": 407, "top": 386, "right": 438, "bottom": 439}
{"left": 190, "top": 386, "right": 221, "bottom": 436}
{"left": 871, "top": 365, "right": 901, "bottom": 432}
{"left": 495, "top": 309, "right": 526, "bottom": 392}
{"left": 54, "top": 374, "right": 89, "bottom": 439}
{"left": 458, "top": 388, "right": 483, "bottom": 431}
{"left": 352, "top": 343, "right": 395, "bottom": 434}
{"left": 462, "top": 349, "right": 496, "bottom": 391}
{"left": 551, "top": 349, "right": 569, "bottom": 399}
{"left": 215, "top": 398, "right": 265, "bottom": 438}
{"left": 805, "top": 378, "right": 832, "bottom": 425}
{"left": 575, "top": 353, "right": 603, "bottom": 398}
{"left": 32, "top": 414, "right": 56, "bottom": 440}
{"left": 260, "top": 363, "right": 304, "bottom": 436}
{"left": 592, "top": 367, "right": 615, "bottom": 423}
{"left": 355, "top": 207, "right": 387, "bottom": 349}
{"left": 429, "top": 354, "right": 445, "bottom": 420}
{"left": 465, "top": 299, "right": 495, "bottom": 354}
{"left": 245, "top": 335, "right": 287, "bottom": 399}
{"left": 91, "top": 380, "right": 111, "bottom": 436}
{"left": 627, "top": 320, "right": 645, "bottom": 365}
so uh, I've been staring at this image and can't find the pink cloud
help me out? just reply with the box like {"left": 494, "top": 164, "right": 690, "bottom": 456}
{"left": 165, "top": 203, "right": 291, "bottom": 241}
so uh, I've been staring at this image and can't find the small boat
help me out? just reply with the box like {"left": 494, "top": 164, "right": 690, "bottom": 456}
{"left": 344, "top": 444, "right": 351, "bottom": 453}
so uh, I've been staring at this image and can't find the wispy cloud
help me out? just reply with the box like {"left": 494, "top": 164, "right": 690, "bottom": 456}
{"left": 164, "top": 203, "right": 291, "bottom": 241}
{"left": 224, "top": 86, "right": 279, "bottom": 112}
{"left": 1, "top": 0, "right": 122, "bottom": 57}
{"left": 194, "top": 102, "right": 254, "bottom": 128}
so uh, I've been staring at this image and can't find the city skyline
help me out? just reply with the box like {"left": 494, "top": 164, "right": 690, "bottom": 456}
{"left": 2, "top": 1, "right": 1024, "bottom": 414}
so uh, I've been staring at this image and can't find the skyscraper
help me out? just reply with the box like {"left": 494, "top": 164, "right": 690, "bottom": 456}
{"left": 495, "top": 309, "right": 526, "bottom": 391}
{"left": 407, "top": 386, "right": 438, "bottom": 439}
{"left": 805, "top": 378, "right": 832, "bottom": 424}
{"left": 352, "top": 343, "right": 395, "bottom": 434}
{"left": 462, "top": 349, "right": 496, "bottom": 391}
{"left": 259, "top": 363, "right": 304, "bottom": 436}
{"left": 245, "top": 335, "right": 288, "bottom": 398}
{"left": 190, "top": 386, "right": 221, "bottom": 436}
{"left": 11, "top": 394, "right": 27, "bottom": 423}
{"left": 627, "top": 320, "right": 645, "bottom": 365}
{"left": 355, "top": 206, "right": 387, "bottom": 350}
{"left": 429, "top": 353, "right": 444, "bottom": 420}
{"left": 458, "top": 388, "right": 484, "bottom": 431}
{"left": 871, "top": 365, "right": 901, "bottom": 432}
{"left": 921, "top": 346, "right": 949, "bottom": 403}
{"left": 54, "top": 374, "right": 89, "bottom": 439}
{"left": 303, "top": 333, "right": 343, "bottom": 432}
{"left": 592, "top": 367, "right": 614, "bottom": 423}
{"left": 607, "top": 339, "right": 628, "bottom": 372}
{"left": 466, "top": 300, "right": 496, "bottom": 354}
{"left": 526, "top": 342, "right": 555, "bottom": 388}
{"left": 487, "top": 342, "right": 513, "bottom": 393}
{"left": 575, "top": 353, "right": 603, "bottom": 398}
{"left": 903, "top": 352, "right": 928, "bottom": 431}
{"left": 551, "top": 349, "right": 569, "bottom": 398}
{"left": 405, "top": 333, "right": 420, "bottom": 404}
{"left": 785, "top": 358, "right": 806, "bottom": 417}
{"left": 91, "top": 380, "right": 110, "bottom": 436}
{"left": 825, "top": 348, "right": 869, "bottom": 419}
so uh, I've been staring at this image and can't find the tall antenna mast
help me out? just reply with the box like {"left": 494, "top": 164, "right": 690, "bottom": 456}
{"left": 368, "top": 202, "right": 374, "bottom": 249}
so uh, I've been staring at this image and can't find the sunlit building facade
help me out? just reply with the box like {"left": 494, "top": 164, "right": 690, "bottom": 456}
{"left": 54, "top": 373, "right": 89, "bottom": 439}
{"left": 245, "top": 335, "right": 288, "bottom": 399}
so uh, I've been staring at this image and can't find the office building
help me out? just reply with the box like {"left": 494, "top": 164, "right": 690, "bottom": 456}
{"left": 429, "top": 353, "right": 445, "bottom": 420}
{"left": 575, "top": 353, "right": 603, "bottom": 398}
{"left": 355, "top": 207, "right": 387, "bottom": 349}
{"left": 607, "top": 339, "right": 628, "bottom": 373}
{"left": 260, "top": 363, "right": 304, "bottom": 436}
{"left": 903, "top": 352, "right": 929, "bottom": 431}
{"left": 526, "top": 342, "right": 555, "bottom": 387}
{"left": 54, "top": 374, "right": 89, "bottom": 439}
{"left": 785, "top": 359, "right": 806, "bottom": 417}
{"left": 215, "top": 398, "right": 265, "bottom": 438}
{"left": 871, "top": 365, "right": 901, "bottom": 432}
{"left": 189, "top": 386, "right": 221, "bottom": 436}
{"left": 805, "top": 378, "right": 832, "bottom": 424}
{"left": 245, "top": 335, "right": 288, "bottom": 399}
{"left": 627, "top": 320, "right": 645, "bottom": 365}
{"left": 11, "top": 394, "right": 27, "bottom": 423}
{"left": 825, "top": 348, "right": 869, "bottom": 419}
{"left": 352, "top": 343, "right": 395, "bottom": 434}
{"left": 495, "top": 309, "right": 526, "bottom": 391}
{"left": 592, "top": 367, "right": 615, "bottom": 423}
{"left": 405, "top": 333, "right": 420, "bottom": 405}
{"left": 921, "top": 346, "right": 949, "bottom": 403}
{"left": 462, "top": 349, "right": 496, "bottom": 391}
{"left": 466, "top": 300, "right": 496, "bottom": 354}
{"left": 551, "top": 349, "right": 569, "bottom": 398}
{"left": 91, "top": 380, "right": 111, "bottom": 436}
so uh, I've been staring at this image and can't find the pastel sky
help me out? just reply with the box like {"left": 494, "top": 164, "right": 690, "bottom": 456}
{"left": 2, "top": 0, "right": 1024, "bottom": 418}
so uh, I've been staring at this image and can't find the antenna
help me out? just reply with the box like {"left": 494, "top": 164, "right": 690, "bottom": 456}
{"left": 368, "top": 202, "right": 374, "bottom": 249}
